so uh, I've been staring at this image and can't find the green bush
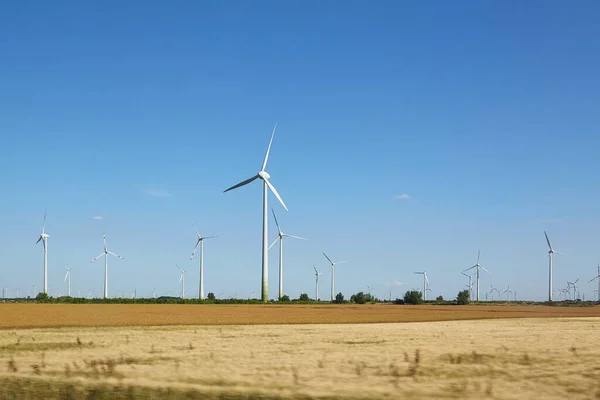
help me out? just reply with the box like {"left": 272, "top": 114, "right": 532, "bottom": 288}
{"left": 403, "top": 290, "right": 423, "bottom": 305}
{"left": 456, "top": 290, "right": 470, "bottom": 305}
{"left": 279, "top": 295, "right": 290, "bottom": 302}
{"left": 334, "top": 292, "right": 345, "bottom": 304}
{"left": 436, "top": 295, "right": 444, "bottom": 302}
{"left": 207, "top": 292, "right": 215, "bottom": 300}
{"left": 298, "top": 293, "right": 310, "bottom": 301}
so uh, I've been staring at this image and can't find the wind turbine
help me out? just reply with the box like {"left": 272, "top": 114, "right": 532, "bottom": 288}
{"left": 189, "top": 222, "right": 217, "bottom": 300}
{"left": 177, "top": 265, "right": 187, "bottom": 299}
{"left": 268, "top": 209, "right": 307, "bottom": 300}
{"left": 503, "top": 286, "right": 512, "bottom": 302}
{"left": 545, "top": 231, "right": 566, "bottom": 301}
{"left": 461, "top": 271, "right": 474, "bottom": 298}
{"left": 36, "top": 210, "right": 50, "bottom": 294}
{"left": 313, "top": 266, "right": 322, "bottom": 301}
{"left": 323, "top": 253, "right": 347, "bottom": 301}
{"left": 589, "top": 265, "right": 600, "bottom": 303}
{"left": 413, "top": 272, "right": 429, "bottom": 301}
{"left": 64, "top": 267, "right": 71, "bottom": 297}
{"left": 223, "top": 123, "right": 287, "bottom": 303}
{"left": 567, "top": 278, "right": 580, "bottom": 301}
{"left": 90, "top": 233, "right": 124, "bottom": 299}
{"left": 462, "top": 250, "right": 490, "bottom": 302}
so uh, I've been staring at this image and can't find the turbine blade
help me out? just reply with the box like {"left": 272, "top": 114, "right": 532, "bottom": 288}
{"left": 463, "top": 266, "right": 476, "bottom": 272}
{"left": 555, "top": 251, "right": 568, "bottom": 256}
{"left": 313, "top": 266, "right": 318, "bottom": 274}
{"left": 36, "top": 236, "right": 42, "bottom": 244}
{"left": 224, "top": 175, "right": 259, "bottom": 193}
{"left": 261, "top": 123, "right": 278, "bottom": 171}
{"left": 268, "top": 237, "right": 279, "bottom": 251}
{"left": 544, "top": 231, "right": 552, "bottom": 250}
{"left": 589, "top": 276, "right": 599, "bottom": 283}
{"left": 107, "top": 251, "right": 124, "bottom": 260}
{"left": 192, "top": 222, "right": 201, "bottom": 238}
{"left": 103, "top": 233, "right": 107, "bottom": 250}
{"left": 322, "top": 253, "right": 334, "bottom": 265}
{"left": 336, "top": 261, "right": 348, "bottom": 265}
{"left": 477, "top": 250, "right": 480, "bottom": 264}
{"left": 190, "top": 239, "right": 201, "bottom": 260}
{"left": 264, "top": 178, "right": 288, "bottom": 211}
{"left": 284, "top": 234, "right": 308, "bottom": 241}
{"left": 271, "top": 208, "right": 282, "bottom": 235}
{"left": 202, "top": 236, "right": 218, "bottom": 240}
{"left": 64, "top": 271, "right": 69, "bottom": 281}
{"left": 91, "top": 253, "right": 104, "bottom": 263}
{"left": 481, "top": 266, "right": 491, "bottom": 274}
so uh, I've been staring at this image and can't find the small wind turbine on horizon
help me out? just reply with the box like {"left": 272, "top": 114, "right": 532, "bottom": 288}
{"left": 567, "top": 278, "right": 580, "bottom": 301}
{"left": 177, "top": 265, "right": 187, "bottom": 299}
{"left": 463, "top": 250, "right": 490, "bottom": 302}
{"left": 503, "top": 286, "right": 512, "bottom": 302}
{"left": 589, "top": 264, "right": 600, "bottom": 303}
{"left": 90, "top": 233, "right": 124, "bottom": 299}
{"left": 223, "top": 123, "right": 287, "bottom": 303}
{"left": 488, "top": 285, "right": 500, "bottom": 301}
{"left": 64, "top": 266, "right": 71, "bottom": 297}
{"left": 189, "top": 222, "right": 217, "bottom": 300}
{"left": 36, "top": 210, "right": 50, "bottom": 294}
{"left": 545, "top": 231, "right": 566, "bottom": 302}
{"left": 323, "top": 253, "right": 347, "bottom": 302}
{"left": 314, "top": 266, "right": 322, "bottom": 301}
{"left": 461, "top": 271, "right": 474, "bottom": 298}
{"left": 413, "top": 271, "right": 429, "bottom": 301}
{"left": 268, "top": 209, "right": 307, "bottom": 300}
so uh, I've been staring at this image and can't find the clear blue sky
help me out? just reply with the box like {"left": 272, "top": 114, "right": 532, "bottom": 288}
{"left": 1, "top": 1, "right": 599, "bottom": 300}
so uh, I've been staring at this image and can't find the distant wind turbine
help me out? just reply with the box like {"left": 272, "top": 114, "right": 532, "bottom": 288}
{"left": 323, "top": 253, "right": 347, "bottom": 301}
{"left": 313, "top": 266, "right": 322, "bottom": 301}
{"left": 177, "top": 265, "right": 187, "bottom": 299}
{"left": 462, "top": 250, "right": 490, "bottom": 302}
{"left": 90, "top": 233, "right": 124, "bottom": 299}
{"left": 224, "top": 123, "right": 287, "bottom": 303}
{"left": 268, "top": 209, "right": 307, "bottom": 300}
{"left": 567, "top": 278, "right": 579, "bottom": 301}
{"left": 461, "top": 271, "right": 474, "bottom": 298}
{"left": 36, "top": 210, "right": 50, "bottom": 294}
{"left": 545, "top": 231, "right": 566, "bottom": 302}
{"left": 413, "top": 271, "right": 429, "bottom": 301}
{"left": 589, "top": 265, "right": 600, "bottom": 303}
{"left": 189, "top": 222, "right": 217, "bottom": 300}
{"left": 64, "top": 266, "right": 71, "bottom": 297}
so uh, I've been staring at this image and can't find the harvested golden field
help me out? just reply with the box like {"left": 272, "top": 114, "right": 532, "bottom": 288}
{"left": 0, "top": 303, "right": 600, "bottom": 328}
{"left": 1, "top": 318, "right": 600, "bottom": 399}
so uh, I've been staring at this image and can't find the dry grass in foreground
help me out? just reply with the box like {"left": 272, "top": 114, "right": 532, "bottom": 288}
{"left": 1, "top": 318, "right": 600, "bottom": 399}
{"left": 0, "top": 303, "right": 599, "bottom": 328}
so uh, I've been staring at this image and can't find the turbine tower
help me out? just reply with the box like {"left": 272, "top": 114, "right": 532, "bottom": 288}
{"left": 224, "top": 124, "right": 287, "bottom": 303}
{"left": 90, "top": 233, "right": 124, "bottom": 299}
{"left": 268, "top": 209, "right": 307, "bottom": 300}
{"left": 461, "top": 271, "right": 474, "bottom": 298}
{"left": 323, "top": 253, "right": 347, "bottom": 302}
{"left": 589, "top": 265, "right": 600, "bottom": 303}
{"left": 64, "top": 267, "right": 71, "bottom": 297}
{"left": 177, "top": 265, "right": 187, "bottom": 299}
{"left": 313, "top": 266, "right": 322, "bottom": 301}
{"left": 413, "top": 271, "right": 429, "bottom": 301}
{"left": 36, "top": 210, "right": 50, "bottom": 294}
{"left": 462, "top": 250, "right": 490, "bottom": 302}
{"left": 545, "top": 231, "right": 566, "bottom": 302}
{"left": 189, "top": 222, "right": 217, "bottom": 300}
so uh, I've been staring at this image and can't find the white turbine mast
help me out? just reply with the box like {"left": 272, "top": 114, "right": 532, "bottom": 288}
{"left": 36, "top": 209, "right": 50, "bottom": 294}
{"left": 323, "top": 253, "right": 347, "bottom": 302}
{"left": 268, "top": 208, "right": 307, "bottom": 300}
{"left": 545, "top": 231, "right": 567, "bottom": 302}
{"left": 413, "top": 271, "right": 429, "bottom": 301}
{"left": 224, "top": 123, "right": 287, "bottom": 303}
{"left": 462, "top": 250, "right": 490, "bottom": 302}
{"left": 177, "top": 264, "right": 187, "bottom": 299}
{"left": 64, "top": 266, "right": 71, "bottom": 297}
{"left": 189, "top": 222, "right": 217, "bottom": 300}
{"left": 313, "top": 265, "right": 322, "bottom": 301}
{"left": 90, "top": 233, "right": 124, "bottom": 299}
{"left": 461, "top": 271, "right": 475, "bottom": 298}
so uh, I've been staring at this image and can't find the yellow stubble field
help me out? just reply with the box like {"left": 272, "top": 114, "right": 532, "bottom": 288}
{"left": 0, "top": 304, "right": 599, "bottom": 399}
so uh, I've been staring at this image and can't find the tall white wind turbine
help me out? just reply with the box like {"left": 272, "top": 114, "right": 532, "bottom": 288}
{"left": 589, "top": 265, "right": 600, "bottom": 303}
{"left": 462, "top": 250, "right": 490, "bottom": 302}
{"left": 223, "top": 124, "right": 288, "bottom": 303}
{"left": 323, "top": 253, "right": 347, "bottom": 301}
{"left": 189, "top": 222, "right": 217, "bottom": 300}
{"left": 36, "top": 210, "right": 50, "bottom": 294}
{"left": 268, "top": 209, "right": 307, "bottom": 300}
{"left": 90, "top": 233, "right": 124, "bottom": 299}
{"left": 64, "top": 267, "right": 71, "bottom": 297}
{"left": 545, "top": 231, "right": 566, "bottom": 302}
{"left": 313, "top": 266, "right": 322, "bottom": 301}
{"left": 413, "top": 271, "right": 429, "bottom": 301}
{"left": 177, "top": 265, "right": 187, "bottom": 299}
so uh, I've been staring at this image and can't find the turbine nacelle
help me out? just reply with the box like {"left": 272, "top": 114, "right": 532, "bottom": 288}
{"left": 258, "top": 170, "right": 271, "bottom": 180}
